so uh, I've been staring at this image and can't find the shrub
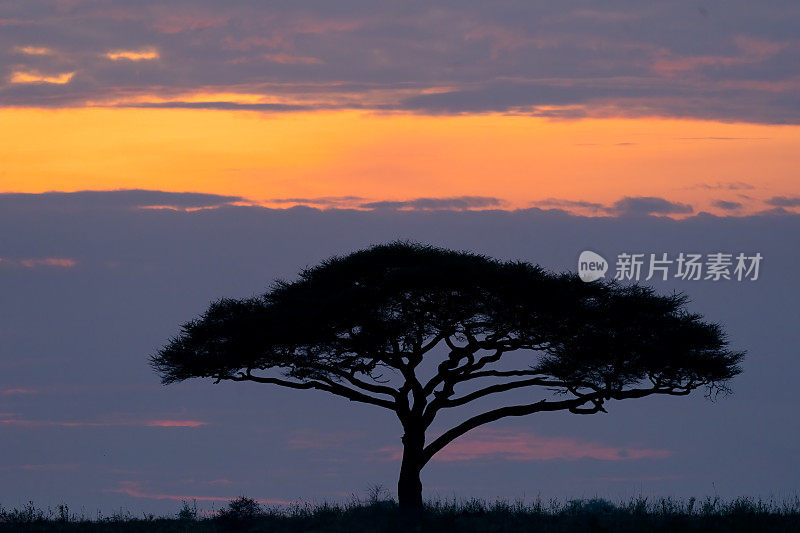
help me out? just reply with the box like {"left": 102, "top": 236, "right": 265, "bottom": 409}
{"left": 217, "top": 496, "right": 264, "bottom": 522}
{"left": 177, "top": 499, "right": 198, "bottom": 521}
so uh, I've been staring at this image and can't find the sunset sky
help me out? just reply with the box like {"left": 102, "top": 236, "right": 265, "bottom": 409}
{"left": 1, "top": 1, "right": 798, "bottom": 215}
{"left": 1, "top": 1, "right": 799, "bottom": 514}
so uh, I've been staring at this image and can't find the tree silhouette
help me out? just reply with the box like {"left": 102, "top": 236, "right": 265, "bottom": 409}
{"left": 151, "top": 242, "right": 744, "bottom": 510}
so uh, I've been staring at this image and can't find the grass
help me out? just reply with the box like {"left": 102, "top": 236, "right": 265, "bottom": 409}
{"left": 1, "top": 493, "right": 799, "bottom": 532}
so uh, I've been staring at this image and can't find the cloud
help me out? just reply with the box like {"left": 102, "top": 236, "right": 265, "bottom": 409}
{"left": 103, "top": 481, "right": 290, "bottom": 505}
{"left": 0, "top": 190, "right": 245, "bottom": 213}
{"left": 765, "top": 196, "right": 800, "bottom": 207}
{"left": 755, "top": 206, "right": 798, "bottom": 216}
{"left": 694, "top": 182, "right": 756, "bottom": 190}
{"left": 267, "top": 195, "right": 502, "bottom": 211}
{"left": 532, "top": 198, "right": 608, "bottom": 211}
{"left": 373, "top": 428, "right": 671, "bottom": 463}
{"left": 7, "top": 189, "right": 794, "bottom": 223}
{"left": 9, "top": 71, "right": 74, "bottom": 84}
{"left": 1, "top": 387, "right": 40, "bottom": 395}
{"left": 106, "top": 47, "right": 159, "bottom": 61}
{"left": 14, "top": 45, "right": 54, "bottom": 55}
{"left": 610, "top": 196, "right": 693, "bottom": 216}
{"left": 565, "top": 9, "right": 644, "bottom": 23}
{"left": 678, "top": 138, "right": 769, "bottom": 142}
{"left": 712, "top": 200, "right": 743, "bottom": 211}
{"left": 0, "top": 463, "right": 79, "bottom": 472}
{"left": 262, "top": 53, "right": 322, "bottom": 65}
{"left": 532, "top": 196, "right": 694, "bottom": 217}
{"left": 287, "top": 430, "right": 364, "bottom": 450}
{"left": 19, "top": 258, "right": 77, "bottom": 268}
{"left": 360, "top": 196, "right": 503, "bottom": 211}
{"left": 0, "top": 257, "right": 77, "bottom": 269}
{"left": 145, "top": 420, "right": 208, "bottom": 427}
{"left": 0, "top": 190, "right": 757, "bottom": 219}
{"left": 595, "top": 474, "right": 686, "bottom": 483}
{"left": 652, "top": 36, "right": 787, "bottom": 75}
{"left": 125, "top": 101, "right": 309, "bottom": 111}
{"left": 397, "top": 82, "right": 591, "bottom": 115}
{"left": 0, "top": 413, "right": 207, "bottom": 428}
{"left": 206, "top": 478, "right": 234, "bottom": 486}
{"left": 268, "top": 196, "right": 365, "bottom": 208}
{"left": 0, "top": 3, "right": 798, "bottom": 122}
{"left": 149, "top": 13, "right": 229, "bottom": 34}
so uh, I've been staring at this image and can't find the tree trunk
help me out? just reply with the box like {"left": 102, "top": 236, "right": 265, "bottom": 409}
{"left": 397, "top": 428, "right": 424, "bottom": 511}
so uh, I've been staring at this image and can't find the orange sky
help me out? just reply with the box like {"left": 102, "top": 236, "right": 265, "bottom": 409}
{"left": 1, "top": 107, "right": 797, "bottom": 215}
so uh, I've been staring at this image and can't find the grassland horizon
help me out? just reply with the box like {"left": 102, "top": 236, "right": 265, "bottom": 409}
{"left": 2, "top": 493, "right": 799, "bottom": 532}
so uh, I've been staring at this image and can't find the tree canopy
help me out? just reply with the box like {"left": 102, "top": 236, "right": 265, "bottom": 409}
{"left": 152, "top": 241, "right": 744, "bottom": 509}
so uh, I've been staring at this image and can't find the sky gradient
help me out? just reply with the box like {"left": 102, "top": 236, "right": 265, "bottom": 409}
{"left": 2, "top": 199, "right": 799, "bottom": 514}
{"left": 2, "top": 1, "right": 799, "bottom": 215}
{"left": 2, "top": 108, "right": 799, "bottom": 214}
{"left": 0, "top": 0, "right": 798, "bottom": 515}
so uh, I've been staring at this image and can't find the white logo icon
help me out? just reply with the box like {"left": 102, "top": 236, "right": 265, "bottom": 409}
{"left": 578, "top": 250, "right": 608, "bottom": 282}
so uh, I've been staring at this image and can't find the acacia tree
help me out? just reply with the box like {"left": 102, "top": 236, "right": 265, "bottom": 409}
{"left": 151, "top": 242, "right": 743, "bottom": 510}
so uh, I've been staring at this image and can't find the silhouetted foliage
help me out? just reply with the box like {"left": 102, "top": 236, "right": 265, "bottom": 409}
{"left": 176, "top": 500, "right": 197, "bottom": 522}
{"left": 1, "top": 496, "right": 799, "bottom": 532}
{"left": 152, "top": 242, "right": 744, "bottom": 510}
{"left": 217, "top": 496, "right": 263, "bottom": 523}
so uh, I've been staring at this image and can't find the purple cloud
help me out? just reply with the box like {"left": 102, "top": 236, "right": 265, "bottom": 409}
{"left": 372, "top": 428, "right": 672, "bottom": 463}
{"left": 0, "top": 2, "right": 798, "bottom": 122}
{"left": 611, "top": 196, "right": 693, "bottom": 216}
{"left": 713, "top": 200, "right": 744, "bottom": 210}
{"left": 360, "top": 196, "right": 503, "bottom": 211}
{"left": 765, "top": 196, "right": 800, "bottom": 207}
{"left": 0, "top": 190, "right": 244, "bottom": 212}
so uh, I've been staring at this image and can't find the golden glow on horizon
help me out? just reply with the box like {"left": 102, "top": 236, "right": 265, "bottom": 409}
{"left": 88, "top": 92, "right": 283, "bottom": 106}
{"left": 105, "top": 47, "right": 160, "bottom": 61}
{"left": 1, "top": 108, "right": 797, "bottom": 215}
{"left": 10, "top": 71, "right": 74, "bottom": 84}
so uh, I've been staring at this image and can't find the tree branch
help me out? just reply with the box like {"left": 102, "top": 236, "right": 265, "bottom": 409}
{"left": 418, "top": 333, "right": 446, "bottom": 356}
{"left": 422, "top": 394, "right": 601, "bottom": 465}
{"left": 225, "top": 371, "right": 396, "bottom": 410}
{"left": 465, "top": 369, "right": 545, "bottom": 379}
{"left": 421, "top": 383, "right": 697, "bottom": 465}
{"left": 421, "top": 340, "right": 478, "bottom": 396}
{"left": 430, "top": 377, "right": 570, "bottom": 410}
{"left": 318, "top": 365, "right": 401, "bottom": 399}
